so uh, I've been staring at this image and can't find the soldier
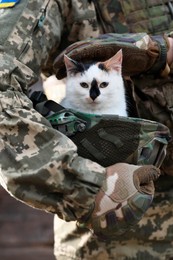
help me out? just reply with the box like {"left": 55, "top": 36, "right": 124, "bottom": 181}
{"left": 52, "top": 2, "right": 173, "bottom": 259}
{"left": 0, "top": 1, "right": 173, "bottom": 259}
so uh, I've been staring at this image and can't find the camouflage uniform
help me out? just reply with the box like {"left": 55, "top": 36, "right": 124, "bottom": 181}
{"left": 0, "top": 0, "right": 173, "bottom": 259}
{"left": 0, "top": 0, "right": 105, "bottom": 223}
{"left": 53, "top": 1, "right": 173, "bottom": 259}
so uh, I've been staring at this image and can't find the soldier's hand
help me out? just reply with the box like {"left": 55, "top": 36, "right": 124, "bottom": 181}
{"left": 80, "top": 163, "right": 160, "bottom": 240}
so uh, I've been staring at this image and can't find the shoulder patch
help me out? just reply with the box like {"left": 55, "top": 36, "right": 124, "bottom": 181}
{"left": 0, "top": 0, "right": 20, "bottom": 9}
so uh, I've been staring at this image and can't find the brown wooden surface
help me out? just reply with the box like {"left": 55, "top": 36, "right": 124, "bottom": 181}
{"left": 0, "top": 186, "right": 55, "bottom": 260}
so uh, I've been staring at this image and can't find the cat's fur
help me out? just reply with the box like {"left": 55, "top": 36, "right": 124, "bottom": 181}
{"left": 60, "top": 49, "right": 129, "bottom": 116}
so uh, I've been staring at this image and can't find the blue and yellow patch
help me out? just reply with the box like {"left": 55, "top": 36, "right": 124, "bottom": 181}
{"left": 0, "top": 0, "right": 20, "bottom": 8}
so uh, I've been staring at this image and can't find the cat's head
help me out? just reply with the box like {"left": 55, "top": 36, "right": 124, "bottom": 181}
{"left": 63, "top": 49, "right": 124, "bottom": 112}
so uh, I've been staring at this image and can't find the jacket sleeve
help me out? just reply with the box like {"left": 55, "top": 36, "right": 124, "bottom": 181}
{"left": 0, "top": 0, "right": 105, "bottom": 222}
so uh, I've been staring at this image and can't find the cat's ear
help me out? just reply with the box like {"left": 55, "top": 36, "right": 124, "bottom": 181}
{"left": 101, "top": 49, "right": 123, "bottom": 73}
{"left": 64, "top": 54, "right": 81, "bottom": 76}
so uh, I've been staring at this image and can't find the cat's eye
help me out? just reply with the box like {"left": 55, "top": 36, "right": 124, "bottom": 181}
{"left": 100, "top": 82, "right": 109, "bottom": 88}
{"left": 80, "top": 82, "right": 89, "bottom": 88}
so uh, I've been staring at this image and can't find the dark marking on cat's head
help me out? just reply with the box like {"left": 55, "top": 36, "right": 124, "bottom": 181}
{"left": 74, "top": 62, "right": 92, "bottom": 74}
{"left": 90, "top": 78, "right": 100, "bottom": 101}
{"left": 74, "top": 62, "right": 85, "bottom": 74}
{"left": 64, "top": 55, "right": 91, "bottom": 76}
{"left": 98, "top": 63, "right": 108, "bottom": 72}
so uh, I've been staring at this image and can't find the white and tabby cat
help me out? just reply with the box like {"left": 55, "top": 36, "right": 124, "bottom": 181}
{"left": 60, "top": 49, "right": 130, "bottom": 116}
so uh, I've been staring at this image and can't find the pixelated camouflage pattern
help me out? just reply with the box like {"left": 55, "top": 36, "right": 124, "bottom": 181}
{"left": 53, "top": 1, "right": 173, "bottom": 259}
{"left": 92, "top": 0, "right": 129, "bottom": 34}
{"left": 0, "top": 0, "right": 106, "bottom": 223}
{"left": 93, "top": 0, "right": 173, "bottom": 35}
{"left": 54, "top": 187, "right": 173, "bottom": 259}
{"left": 1, "top": 0, "right": 173, "bottom": 259}
{"left": 53, "top": 0, "right": 173, "bottom": 259}
{"left": 120, "top": 0, "right": 173, "bottom": 35}
{"left": 54, "top": 179, "right": 173, "bottom": 259}
{"left": 43, "top": 0, "right": 100, "bottom": 76}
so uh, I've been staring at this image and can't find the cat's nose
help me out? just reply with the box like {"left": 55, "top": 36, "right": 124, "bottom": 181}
{"left": 90, "top": 85, "right": 100, "bottom": 101}
{"left": 90, "top": 94, "right": 97, "bottom": 101}
{"left": 90, "top": 91, "right": 100, "bottom": 101}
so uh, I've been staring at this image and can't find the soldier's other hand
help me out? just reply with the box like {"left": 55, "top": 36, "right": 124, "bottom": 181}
{"left": 80, "top": 163, "right": 160, "bottom": 240}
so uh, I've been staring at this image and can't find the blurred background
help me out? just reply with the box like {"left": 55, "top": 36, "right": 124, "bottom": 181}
{"left": 0, "top": 186, "right": 55, "bottom": 260}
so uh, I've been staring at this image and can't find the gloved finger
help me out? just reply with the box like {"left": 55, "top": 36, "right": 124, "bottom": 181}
{"left": 133, "top": 165, "right": 161, "bottom": 195}
{"left": 91, "top": 191, "right": 153, "bottom": 240}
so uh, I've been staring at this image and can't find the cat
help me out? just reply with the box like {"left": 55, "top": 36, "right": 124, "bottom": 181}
{"left": 60, "top": 49, "right": 134, "bottom": 117}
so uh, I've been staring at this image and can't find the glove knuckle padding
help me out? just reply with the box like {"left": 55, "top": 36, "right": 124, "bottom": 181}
{"left": 105, "top": 163, "right": 138, "bottom": 201}
{"left": 90, "top": 164, "right": 160, "bottom": 240}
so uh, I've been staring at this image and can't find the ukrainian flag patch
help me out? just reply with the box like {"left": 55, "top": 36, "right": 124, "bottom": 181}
{"left": 0, "top": 0, "right": 20, "bottom": 9}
